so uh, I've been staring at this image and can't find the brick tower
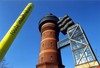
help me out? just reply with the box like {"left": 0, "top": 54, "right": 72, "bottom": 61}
{"left": 36, "top": 13, "right": 65, "bottom": 68}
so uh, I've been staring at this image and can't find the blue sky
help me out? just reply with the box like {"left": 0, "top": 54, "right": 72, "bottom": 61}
{"left": 0, "top": 0, "right": 100, "bottom": 68}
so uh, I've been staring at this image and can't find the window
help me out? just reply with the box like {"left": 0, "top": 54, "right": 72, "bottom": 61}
{"left": 43, "top": 33, "right": 45, "bottom": 37}
{"left": 41, "top": 57, "right": 43, "bottom": 62}
{"left": 42, "top": 43, "right": 44, "bottom": 47}
{"left": 50, "top": 32, "right": 52, "bottom": 35}
{"left": 50, "top": 42, "right": 52, "bottom": 47}
{"left": 50, "top": 56, "right": 53, "bottom": 61}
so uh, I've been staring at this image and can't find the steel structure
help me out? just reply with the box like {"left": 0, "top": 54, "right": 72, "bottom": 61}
{"left": 57, "top": 38, "right": 70, "bottom": 49}
{"left": 57, "top": 24, "right": 99, "bottom": 68}
{"left": 67, "top": 24, "right": 99, "bottom": 68}
{"left": 57, "top": 15, "right": 99, "bottom": 68}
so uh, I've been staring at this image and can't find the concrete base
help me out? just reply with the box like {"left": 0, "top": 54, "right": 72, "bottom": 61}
{"left": 75, "top": 61, "right": 99, "bottom": 68}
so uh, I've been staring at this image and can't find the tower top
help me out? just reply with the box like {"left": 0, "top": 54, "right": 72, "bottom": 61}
{"left": 39, "top": 13, "right": 59, "bottom": 32}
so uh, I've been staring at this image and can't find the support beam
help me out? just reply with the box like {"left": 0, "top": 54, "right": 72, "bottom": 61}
{"left": 57, "top": 38, "right": 70, "bottom": 49}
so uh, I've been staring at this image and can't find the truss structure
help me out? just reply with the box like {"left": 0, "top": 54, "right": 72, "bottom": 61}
{"left": 57, "top": 23, "right": 99, "bottom": 68}
{"left": 67, "top": 24, "right": 99, "bottom": 67}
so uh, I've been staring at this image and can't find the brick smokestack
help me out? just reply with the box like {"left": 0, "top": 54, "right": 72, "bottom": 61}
{"left": 36, "top": 13, "right": 65, "bottom": 68}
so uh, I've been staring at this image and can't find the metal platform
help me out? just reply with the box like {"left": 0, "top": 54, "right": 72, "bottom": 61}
{"left": 57, "top": 38, "right": 70, "bottom": 49}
